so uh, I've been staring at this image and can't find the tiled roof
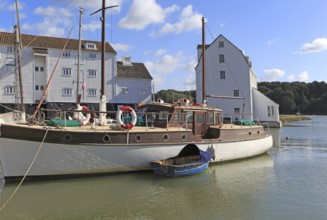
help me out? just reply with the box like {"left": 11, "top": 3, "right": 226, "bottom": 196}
{"left": 0, "top": 31, "right": 116, "bottom": 54}
{"left": 117, "top": 61, "right": 153, "bottom": 80}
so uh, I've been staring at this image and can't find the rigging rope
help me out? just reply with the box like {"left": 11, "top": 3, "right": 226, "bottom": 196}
{"left": 0, "top": 128, "right": 49, "bottom": 212}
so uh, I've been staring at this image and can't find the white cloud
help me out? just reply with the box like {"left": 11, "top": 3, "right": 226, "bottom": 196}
{"left": 52, "top": 0, "right": 122, "bottom": 12}
{"left": 184, "top": 76, "right": 196, "bottom": 90}
{"left": 183, "top": 59, "right": 197, "bottom": 72}
{"left": 3, "top": 1, "right": 26, "bottom": 11}
{"left": 261, "top": 68, "right": 285, "bottom": 81}
{"left": 83, "top": 21, "right": 101, "bottom": 32}
{"left": 300, "top": 38, "right": 327, "bottom": 53}
{"left": 20, "top": 6, "right": 73, "bottom": 37}
{"left": 156, "top": 5, "right": 203, "bottom": 36}
{"left": 112, "top": 43, "right": 132, "bottom": 52}
{"left": 119, "top": 0, "right": 178, "bottom": 30}
{"left": 147, "top": 54, "right": 180, "bottom": 74}
{"left": 288, "top": 71, "right": 309, "bottom": 81}
{"left": 154, "top": 49, "right": 167, "bottom": 57}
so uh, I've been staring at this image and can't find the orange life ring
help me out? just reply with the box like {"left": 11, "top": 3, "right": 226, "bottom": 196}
{"left": 116, "top": 106, "right": 137, "bottom": 129}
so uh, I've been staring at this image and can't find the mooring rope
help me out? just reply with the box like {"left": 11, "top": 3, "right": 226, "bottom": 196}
{"left": 0, "top": 128, "right": 49, "bottom": 212}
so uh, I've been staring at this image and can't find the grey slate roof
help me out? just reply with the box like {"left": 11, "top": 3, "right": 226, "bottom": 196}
{"left": 0, "top": 31, "right": 116, "bottom": 54}
{"left": 116, "top": 61, "right": 153, "bottom": 80}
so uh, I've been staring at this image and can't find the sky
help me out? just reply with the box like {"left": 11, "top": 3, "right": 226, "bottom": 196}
{"left": 1, "top": 0, "right": 327, "bottom": 92}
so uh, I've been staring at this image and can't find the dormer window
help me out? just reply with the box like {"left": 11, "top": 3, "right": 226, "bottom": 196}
{"left": 85, "top": 43, "right": 97, "bottom": 50}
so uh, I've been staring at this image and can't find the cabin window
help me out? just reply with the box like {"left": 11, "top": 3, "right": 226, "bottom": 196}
{"left": 63, "top": 51, "right": 70, "bottom": 57}
{"left": 62, "top": 68, "right": 72, "bottom": 77}
{"left": 220, "top": 71, "right": 226, "bottom": 79}
{"left": 196, "top": 113, "right": 205, "bottom": 124}
{"left": 219, "top": 54, "right": 225, "bottom": 63}
{"left": 122, "top": 88, "right": 128, "bottom": 94}
{"left": 4, "top": 86, "right": 15, "bottom": 95}
{"left": 234, "top": 108, "right": 240, "bottom": 114}
{"left": 233, "top": 90, "right": 239, "bottom": 97}
{"left": 7, "top": 46, "right": 14, "bottom": 53}
{"left": 206, "top": 112, "right": 215, "bottom": 125}
{"left": 219, "top": 41, "right": 224, "bottom": 48}
{"left": 88, "top": 89, "right": 97, "bottom": 97}
{"left": 88, "top": 53, "right": 96, "bottom": 59}
{"left": 62, "top": 88, "right": 72, "bottom": 96}
{"left": 88, "top": 69, "right": 97, "bottom": 77}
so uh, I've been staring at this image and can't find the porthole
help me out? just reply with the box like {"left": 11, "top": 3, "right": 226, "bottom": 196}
{"left": 103, "top": 134, "right": 111, "bottom": 143}
{"left": 163, "top": 134, "right": 169, "bottom": 142}
{"left": 135, "top": 134, "right": 142, "bottom": 143}
{"left": 63, "top": 134, "right": 72, "bottom": 143}
{"left": 181, "top": 134, "right": 186, "bottom": 141}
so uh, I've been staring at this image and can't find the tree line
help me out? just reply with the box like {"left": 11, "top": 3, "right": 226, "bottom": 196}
{"left": 258, "top": 81, "right": 327, "bottom": 114}
{"left": 155, "top": 81, "right": 327, "bottom": 115}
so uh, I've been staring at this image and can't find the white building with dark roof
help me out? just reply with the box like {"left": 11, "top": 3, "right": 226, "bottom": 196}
{"left": 0, "top": 31, "right": 152, "bottom": 113}
{"left": 195, "top": 34, "right": 280, "bottom": 127}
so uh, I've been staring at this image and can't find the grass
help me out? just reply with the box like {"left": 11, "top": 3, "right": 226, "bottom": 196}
{"left": 280, "top": 114, "right": 311, "bottom": 124}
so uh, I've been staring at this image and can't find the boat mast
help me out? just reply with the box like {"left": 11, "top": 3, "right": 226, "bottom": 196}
{"left": 90, "top": 0, "right": 118, "bottom": 125}
{"left": 14, "top": 0, "right": 25, "bottom": 122}
{"left": 76, "top": 6, "right": 84, "bottom": 104}
{"left": 201, "top": 17, "right": 206, "bottom": 105}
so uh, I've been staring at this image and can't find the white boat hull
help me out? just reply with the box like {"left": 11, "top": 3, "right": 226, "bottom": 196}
{"left": 0, "top": 135, "right": 273, "bottom": 179}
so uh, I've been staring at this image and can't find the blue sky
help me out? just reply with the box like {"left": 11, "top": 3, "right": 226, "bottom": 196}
{"left": 1, "top": 0, "right": 327, "bottom": 92}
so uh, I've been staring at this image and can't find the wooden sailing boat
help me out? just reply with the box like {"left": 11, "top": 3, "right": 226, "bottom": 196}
{"left": 0, "top": 4, "right": 273, "bottom": 181}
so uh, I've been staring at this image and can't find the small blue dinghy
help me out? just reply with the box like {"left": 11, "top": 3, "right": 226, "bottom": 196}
{"left": 150, "top": 144, "right": 212, "bottom": 177}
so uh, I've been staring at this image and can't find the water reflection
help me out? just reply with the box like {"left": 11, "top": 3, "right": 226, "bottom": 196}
{"left": 0, "top": 154, "right": 274, "bottom": 220}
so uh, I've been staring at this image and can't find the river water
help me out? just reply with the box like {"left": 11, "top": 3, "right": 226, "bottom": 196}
{"left": 0, "top": 115, "right": 327, "bottom": 220}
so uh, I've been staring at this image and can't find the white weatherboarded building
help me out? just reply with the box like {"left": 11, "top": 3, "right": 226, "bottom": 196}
{"left": 0, "top": 32, "right": 152, "bottom": 114}
{"left": 195, "top": 35, "right": 280, "bottom": 127}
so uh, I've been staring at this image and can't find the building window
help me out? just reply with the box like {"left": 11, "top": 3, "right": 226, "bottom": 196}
{"left": 271, "top": 106, "right": 275, "bottom": 117}
{"left": 234, "top": 108, "right": 240, "bottom": 114}
{"left": 62, "top": 88, "right": 72, "bottom": 96}
{"left": 89, "top": 53, "right": 96, "bottom": 59}
{"left": 220, "top": 71, "right": 226, "bottom": 79}
{"left": 62, "top": 68, "right": 72, "bottom": 76}
{"left": 6, "top": 64, "right": 15, "bottom": 72}
{"left": 85, "top": 43, "right": 97, "bottom": 50}
{"left": 233, "top": 89, "right": 239, "bottom": 97}
{"left": 88, "top": 69, "right": 97, "bottom": 77}
{"left": 63, "top": 51, "right": 70, "bottom": 57}
{"left": 35, "top": 66, "right": 39, "bottom": 72}
{"left": 35, "top": 85, "right": 39, "bottom": 90}
{"left": 7, "top": 46, "right": 14, "bottom": 53}
{"left": 40, "top": 67, "right": 44, "bottom": 72}
{"left": 219, "top": 54, "right": 225, "bottom": 63}
{"left": 139, "top": 89, "right": 146, "bottom": 95}
{"left": 219, "top": 41, "right": 224, "bottom": 48}
{"left": 122, "top": 88, "right": 128, "bottom": 94}
{"left": 88, "top": 89, "right": 97, "bottom": 97}
{"left": 40, "top": 85, "right": 44, "bottom": 90}
{"left": 5, "top": 86, "right": 15, "bottom": 95}
{"left": 268, "top": 106, "right": 271, "bottom": 117}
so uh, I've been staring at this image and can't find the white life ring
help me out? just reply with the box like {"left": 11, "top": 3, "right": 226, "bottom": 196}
{"left": 74, "top": 105, "right": 91, "bottom": 126}
{"left": 116, "top": 106, "right": 137, "bottom": 129}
